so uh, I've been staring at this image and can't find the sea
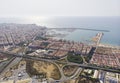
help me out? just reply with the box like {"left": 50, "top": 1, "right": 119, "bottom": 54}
{"left": 0, "top": 16, "right": 120, "bottom": 46}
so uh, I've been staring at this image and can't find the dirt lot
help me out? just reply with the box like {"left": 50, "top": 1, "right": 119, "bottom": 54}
{"left": 26, "top": 60, "right": 61, "bottom": 80}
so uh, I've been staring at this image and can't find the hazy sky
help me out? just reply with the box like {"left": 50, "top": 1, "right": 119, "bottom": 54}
{"left": 0, "top": 0, "right": 120, "bottom": 17}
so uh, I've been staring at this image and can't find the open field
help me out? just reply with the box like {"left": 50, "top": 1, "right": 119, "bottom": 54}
{"left": 26, "top": 60, "right": 61, "bottom": 80}
{"left": 63, "top": 65, "right": 79, "bottom": 77}
{"left": 16, "top": 78, "right": 31, "bottom": 83}
{"left": 0, "top": 80, "right": 13, "bottom": 83}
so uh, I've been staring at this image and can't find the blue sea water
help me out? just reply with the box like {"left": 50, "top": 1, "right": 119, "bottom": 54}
{"left": 0, "top": 16, "right": 120, "bottom": 46}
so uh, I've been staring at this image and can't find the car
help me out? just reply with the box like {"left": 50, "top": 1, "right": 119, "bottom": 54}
{"left": 18, "top": 72, "right": 22, "bottom": 77}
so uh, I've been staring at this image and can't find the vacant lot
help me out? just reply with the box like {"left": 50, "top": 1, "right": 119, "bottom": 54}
{"left": 26, "top": 60, "right": 61, "bottom": 80}
{"left": 63, "top": 65, "right": 78, "bottom": 77}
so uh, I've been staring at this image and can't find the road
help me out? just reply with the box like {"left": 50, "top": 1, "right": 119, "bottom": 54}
{"left": 0, "top": 57, "right": 22, "bottom": 79}
{"left": 0, "top": 50, "right": 120, "bottom": 75}
{"left": 0, "top": 47, "right": 27, "bottom": 79}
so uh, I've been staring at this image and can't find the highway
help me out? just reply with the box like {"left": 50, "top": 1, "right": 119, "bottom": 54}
{"left": 0, "top": 50, "right": 120, "bottom": 74}
{"left": 0, "top": 56, "right": 22, "bottom": 79}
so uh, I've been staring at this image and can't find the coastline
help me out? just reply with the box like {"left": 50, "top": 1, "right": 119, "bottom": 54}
{"left": 98, "top": 43, "right": 120, "bottom": 49}
{"left": 49, "top": 34, "right": 120, "bottom": 49}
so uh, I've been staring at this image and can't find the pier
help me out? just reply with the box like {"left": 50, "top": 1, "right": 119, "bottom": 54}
{"left": 96, "top": 32, "right": 104, "bottom": 46}
{"left": 92, "top": 32, "right": 104, "bottom": 46}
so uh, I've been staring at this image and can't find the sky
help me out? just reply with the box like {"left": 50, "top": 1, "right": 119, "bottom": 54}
{"left": 0, "top": 0, "right": 120, "bottom": 17}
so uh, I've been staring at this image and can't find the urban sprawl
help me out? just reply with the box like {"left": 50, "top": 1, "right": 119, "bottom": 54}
{"left": 0, "top": 23, "right": 120, "bottom": 83}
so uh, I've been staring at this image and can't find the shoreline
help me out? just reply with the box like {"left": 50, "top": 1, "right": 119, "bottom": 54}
{"left": 98, "top": 43, "right": 120, "bottom": 49}
{"left": 51, "top": 36, "right": 120, "bottom": 49}
{"left": 48, "top": 28, "right": 119, "bottom": 48}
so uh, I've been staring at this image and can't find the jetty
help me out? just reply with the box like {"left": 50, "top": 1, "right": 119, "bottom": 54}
{"left": 48, "top": 28, "right": 110, "bottom": 32}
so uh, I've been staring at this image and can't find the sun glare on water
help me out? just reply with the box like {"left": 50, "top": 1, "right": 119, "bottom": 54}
{"left": 27, "top": 16, "right": 49, "bottom": 25}
{"left": 29, "top": 16, "right": 48, "bottom": 21}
